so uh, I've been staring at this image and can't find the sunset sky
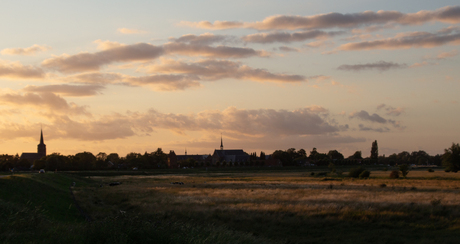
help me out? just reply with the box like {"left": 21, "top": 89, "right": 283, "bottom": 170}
{"left": 1, "top": 0, "right": 459, "bottom": 158}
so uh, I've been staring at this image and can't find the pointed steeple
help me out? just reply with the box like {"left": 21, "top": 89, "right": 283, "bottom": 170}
{"left": 40, "top": 129, "right": 44, "bottom": 145}
{"left": 37, "top": 129, "right": 46, "bottom": 157}
{"left": 220, "top": 134, "right": 223, "bottom": 150}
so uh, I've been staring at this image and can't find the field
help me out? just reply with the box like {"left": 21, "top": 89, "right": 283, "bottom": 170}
{"left": 2, "top": 167, "right": 460, "bottom": 243}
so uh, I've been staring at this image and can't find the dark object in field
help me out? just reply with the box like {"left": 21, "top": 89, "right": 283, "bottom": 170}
{"left": 428, "top": 168, "right": 434, "bottom": 172}
{"left": 349, "top": 167, "right": 366, "bottom": 178}
{"left": 389, "top": 170, "right": 399, "bottom": 179}
{"left": 109, "top": 182, "right": 122, "bottom": 186}
{"left": 316, "top": 172, "right": 328, "bottom": 176}
{"left": 379, "top": 183, "right": 387, "bottom": 188}
{"left": 171, "top": 182, "right": 184, "bottom": 185}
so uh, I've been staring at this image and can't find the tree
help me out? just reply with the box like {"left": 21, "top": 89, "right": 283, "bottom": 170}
{"left": 442, "top": 143, "right": 460, "bottom": 172}
{"left": 327, "top": 150, "right": 344, "bottom": 160}
{"left": 371, "top": 140, "right": 378, "bottom": 163}
{"left": 399, "top": 164, "right": 410, "bottom": 178}
{"left": 259, "top": 151, "right": 266, "bottom": 160}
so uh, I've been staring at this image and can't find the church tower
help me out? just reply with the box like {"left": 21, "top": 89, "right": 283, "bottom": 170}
{"left": 37, "top": 129, "right": 46, "bottom": 157}
{"left": 220, "top": 134, "right": 223, "bottom": 150}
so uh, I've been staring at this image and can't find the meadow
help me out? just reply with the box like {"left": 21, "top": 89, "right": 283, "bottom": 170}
{"left": 2, "top": 167, "right": 460, "bottom": 243}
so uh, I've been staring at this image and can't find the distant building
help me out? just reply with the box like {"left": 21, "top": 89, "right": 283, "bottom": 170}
{"left": 168, "top": 150, "right": 211, "bottom": 168}
{"left": 211, "top": 136, "right": 249, "bottom": 165}
{"left": 20, "top": 129, "right": 46, "bottom": 163}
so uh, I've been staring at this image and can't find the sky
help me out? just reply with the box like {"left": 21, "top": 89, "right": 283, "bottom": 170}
{"left": 1, "top": 0, "right": 459, "bottom": 158}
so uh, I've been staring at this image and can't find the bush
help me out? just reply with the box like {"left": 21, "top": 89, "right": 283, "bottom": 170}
{"left": 389, "top": 170, "right": 399, "bottom": 179}
{"left": 348, "top": 167, "right": 365, "bottom": 178}
{"left": 428, "top": 168, "right": 434, "bottom": 172}
{"left": 359, "top": 170, "right": 370, "bottom": 179}
{"left": 399, "top": 164, "right": 410, "bottom": 178}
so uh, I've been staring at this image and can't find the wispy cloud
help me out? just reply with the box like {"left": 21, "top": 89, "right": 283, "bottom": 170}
{"left": 0, "top": 92, "right": 90, "bottom": 115}
{"left": 23, "top": 84, "right": 105, "bottom": 97}
{"left": 1, "top": 44, "right": 51, "bottom": 56}
{"left": 42, "top": 43, "right": 165, "bottom": 73}
{"left": 180, "top": 6, "right": 460, "bottom": 30}
{"left": 337, "top": 28, "right": 460, "bottom": 51}
{"left": 242, "top": 30, "right": 343, "bottom": 44}
{"left": 117, "top": 28, "right": 147, "bottom": 34}
{"left": 338, "top": 61, "right": 407, "bottom": 72}
{"left": 0, "top": 60, "right": 45, "bottom": 80}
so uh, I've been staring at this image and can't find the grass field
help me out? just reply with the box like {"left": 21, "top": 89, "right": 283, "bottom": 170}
{"left": 2, "top": 167, "right": 460, "bottom": 243}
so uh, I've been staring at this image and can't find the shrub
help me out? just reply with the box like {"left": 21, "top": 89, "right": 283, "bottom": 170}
{"left": 399, "top": 164, "right": 410, "bottom": 178}
{"left": 389, "top": 170, "right": 399, "bottom": 179}
{"left": 348, "top": 167, "right": 365, "bottom": 178}
{"left": 359, "top": 170, "right": 370, "bottom": 179}
{"left": 310, "top": 172, "right": 315, "bottom": 176}
{"left": 428, "top": 168, "right": 434, "bottom": 172}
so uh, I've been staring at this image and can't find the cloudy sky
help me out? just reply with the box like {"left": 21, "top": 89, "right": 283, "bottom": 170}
{"left": 1, "top": 0, "right": 459, "bottom": 157}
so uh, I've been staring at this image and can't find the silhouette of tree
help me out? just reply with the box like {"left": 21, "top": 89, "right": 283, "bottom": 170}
{"left": 371, "top": 140, "right": 378, "bottom": 163}
{"left": 442, "top": 143, "right": 460, "bottom": 172}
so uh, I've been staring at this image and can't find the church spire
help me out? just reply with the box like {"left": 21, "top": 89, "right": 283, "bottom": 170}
{"left": 220, "top": 134, "right": 223, "bottom": 150}
{"left": 40, "top": 129, "right": 44, "bottom": 145}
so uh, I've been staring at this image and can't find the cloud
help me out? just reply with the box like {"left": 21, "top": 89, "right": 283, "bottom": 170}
{"left": 130, "top": 106, "right": 339, "bottom": 137}
{"left": 62, "top": 72, "right": 126, "bottom": 85}
{"left": 145, "top": 59, "right": 306, "bottom": 84}
{"left": 178, "top": 20, "right": 244, "bottom": 30}
{"left": 164, "top": 42, "right": 269, "bottom": 58}
{"left": 0, "top": 105, "right": 348, "bottom": 143}
{"left": 42, "top": 43, "right": 165, "bottom": 73}
{"left": 358, "top": 124, "right": 390, "bottom": 133}
{"left": 117, "top": 28, "right": 147, "bottom": 34}
{"left": 376, "top": 104, "right": 405, "bottom": 116}
{"left": 277, "top": 46, "right": 301, "bottom": 52}
{"left": 0, "top": 60, "right": 45, "bottom": 79}
{"left": 180, "top": 6, "right": 460, "bottom": 30}
{"left": 42, "top": 41, "right": 268, "bottom": 73}
{"left": 1, "top": 44, "right": 51, "bottom": 56}
{"left": 337, "top": 28, "right": 460, "bottom": 51}
{"left": 436, "top": 49, "right": 458, "bottom": 59}
{"left": 241, "top": 30, "right": 343, "bottom": 44}
{"left": 0, "top": 92, "right": 90, "bottom": 115}
{"left": 349, "top": 110, "right": 387, "bottom": 123}
{"left": 23, "top": 84, "right": 105, "bottom": 97}
{"left": 169, "top": 33, "right": 232, "bottom": 45}
{"left": 409, "top": 61, "right": 437, "bottom": 68}
{"left": 338, "top": 61, "right": 407, "bottom": 72}
{"left": 126, "top": 75, "right": 202, "bottom": 91}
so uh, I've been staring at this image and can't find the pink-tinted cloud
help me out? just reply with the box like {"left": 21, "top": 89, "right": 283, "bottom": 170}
{"left": 0, "top": 92, "right": 89, "bottom": 115}
{"left": 146, "top": 59, "right": 306, "bottom": 83}
{"left": 338, "top": 61, "right": 407, "bottom": 72}
{"left": 169, "top": 33, "right": 232, "bottom": 45}
{"left": 164, "top": 42, "right": 269, "bottom": 58}
{"left": 23, "top": 84, "right": 105, "bottom": 97}
{"left": 0, "top": 60, "right": 45, "bottom": 80}
{"left": 117, "top": 28, "right": 147, "bottom": 34}
{"left": 337, "top": 28, "right": 460, "bottom": 51}
{"left": 242, "top": 30, "right": 343, "bottom": 44}
{"left": 1, "top": 44, "right": 51, "bottom": 56}
{"left": 181, "top": 6, "right": 460, "bottom": 30}
{"left": 42, "top": 43, "right": 165, "bottom": 73}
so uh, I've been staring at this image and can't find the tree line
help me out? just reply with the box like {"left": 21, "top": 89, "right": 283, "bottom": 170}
{"left": 1, "top": 142, "right": 459, "bottom": 172}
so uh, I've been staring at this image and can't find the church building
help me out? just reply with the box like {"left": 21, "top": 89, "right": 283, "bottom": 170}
{"left": 211, "top": 136, "right": 249, "bottom": 165}
{"left": 20, "top": 129, "right": 46, "bottom": 163}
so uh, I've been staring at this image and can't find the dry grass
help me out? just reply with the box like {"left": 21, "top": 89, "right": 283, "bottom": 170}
{"left": 74, "top": 170, "right": 460, "bottom": 243}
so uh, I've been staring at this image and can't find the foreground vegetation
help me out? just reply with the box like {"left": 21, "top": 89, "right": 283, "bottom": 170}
{"left": 2, "top": 167, "right": 460, "bottom": 243}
